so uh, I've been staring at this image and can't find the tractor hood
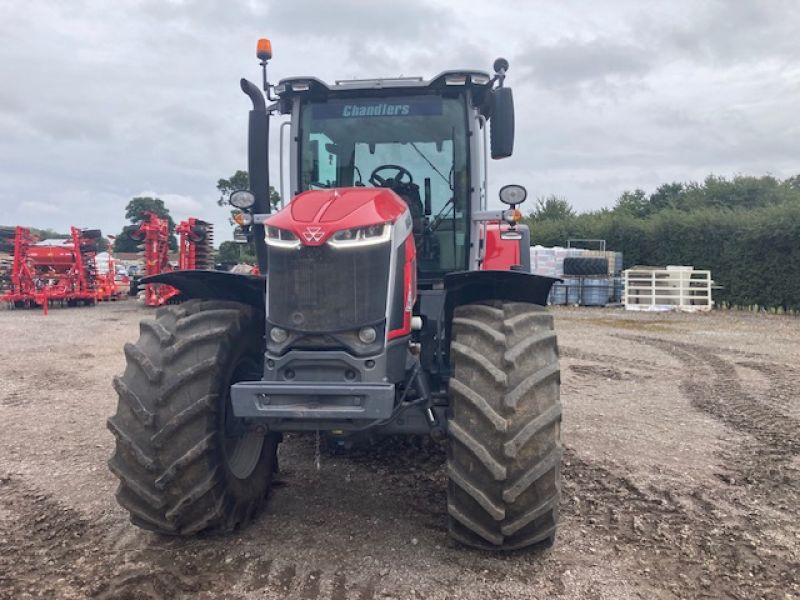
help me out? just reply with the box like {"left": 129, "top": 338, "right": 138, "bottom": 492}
{"left": 264, "top": 187, "right": 409, "bottom": 246}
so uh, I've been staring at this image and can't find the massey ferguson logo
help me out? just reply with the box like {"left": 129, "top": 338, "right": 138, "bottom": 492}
{"left": 302, "top": 226, "right": 324, "bottom": 243}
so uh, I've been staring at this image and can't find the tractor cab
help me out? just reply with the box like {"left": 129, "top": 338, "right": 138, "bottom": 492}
{"left": 275, "top": 72, "right": 500, "bottom": 275}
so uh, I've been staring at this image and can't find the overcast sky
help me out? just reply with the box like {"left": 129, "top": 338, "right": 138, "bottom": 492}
{"left": 1, "top": 0, "right": 798, "bottom": 242}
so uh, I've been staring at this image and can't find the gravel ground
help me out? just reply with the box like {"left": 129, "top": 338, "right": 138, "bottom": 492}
{"left": 0, "top": 300, "right": 798, "bottom": 599}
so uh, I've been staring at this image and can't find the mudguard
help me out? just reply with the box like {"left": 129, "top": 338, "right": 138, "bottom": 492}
{"left": 140, "top": 270, "right": 266, "bottom": 311}
{"left": 444, "top": 270, "right": 557, "bottom": 332}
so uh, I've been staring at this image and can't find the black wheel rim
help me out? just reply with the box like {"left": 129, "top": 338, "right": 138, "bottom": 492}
{"left": 222, "top": 356, "right": 264, "bottom": 479}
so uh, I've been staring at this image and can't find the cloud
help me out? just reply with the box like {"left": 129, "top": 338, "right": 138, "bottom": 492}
{"left": 649, "top": 1, "right": 800, "bottom": 66}
{"left": 0, "top": 0, "right": 798, "bottom": 236}
{"left": 19, "top": 200, "right": 65, "bottom": 215}
{"left": 139, "top": 192, "right": 205, "bottom": 220}
{"left": 517, "top": 38, "right": 655, "bottom": 91}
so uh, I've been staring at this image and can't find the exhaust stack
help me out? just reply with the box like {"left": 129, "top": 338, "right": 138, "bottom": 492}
{"left": 240, "top": 78, "right": 270, "bottom": 272}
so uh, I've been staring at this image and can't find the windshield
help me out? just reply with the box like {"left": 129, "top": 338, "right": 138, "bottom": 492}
{"left": 298, "top": 94, "right": 469, "bottom": 273}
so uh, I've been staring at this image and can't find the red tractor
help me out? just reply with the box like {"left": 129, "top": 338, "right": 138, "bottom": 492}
{"left": 108, "top": 40, "right": 561, "bottom": 551}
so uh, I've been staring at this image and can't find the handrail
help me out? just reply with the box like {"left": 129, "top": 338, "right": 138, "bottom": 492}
{"left": 477, "top": 115, "right": 488, "bottom": 210}
{"left": 279, "top": 121, "right": 291, "bottom": 208}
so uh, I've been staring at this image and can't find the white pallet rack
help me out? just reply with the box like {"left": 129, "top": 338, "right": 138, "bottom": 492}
{"left": 623, "top": 266, "right": 713, "bottom": 312}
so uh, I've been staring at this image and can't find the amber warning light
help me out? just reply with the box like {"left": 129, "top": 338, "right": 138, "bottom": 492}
{"left": 257, "top": 38, "right": 272, "bottom": 61}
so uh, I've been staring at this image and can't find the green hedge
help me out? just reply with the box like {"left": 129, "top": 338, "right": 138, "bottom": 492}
{"left": 529, "top": 203, "right": 800, "bottom": 310}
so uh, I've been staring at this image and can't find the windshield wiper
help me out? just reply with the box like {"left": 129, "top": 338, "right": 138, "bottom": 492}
{"left": 427, "top": 197, "right": 455, "bottom": 234}
{"left": 408, "top": 142, "right": 451, "bottom": 189}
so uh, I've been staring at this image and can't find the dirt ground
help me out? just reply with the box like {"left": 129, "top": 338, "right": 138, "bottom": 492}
{"left": 0, "top": 301, "right": 798, "bottom": 599}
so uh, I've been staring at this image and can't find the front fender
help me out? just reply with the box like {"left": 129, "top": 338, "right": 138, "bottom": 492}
{"left": 141, "top": 270, "right": 265, "bottom": 311}
{"left": 444, "top": 270, "right": 557, "bottom": 336}
{"left": 445, "top": 270, "right": 557, "bottom": 308}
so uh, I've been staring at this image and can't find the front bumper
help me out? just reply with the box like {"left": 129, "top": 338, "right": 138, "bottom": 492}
{"left": 230, "top": 381, "right": 395, "bottom": 420}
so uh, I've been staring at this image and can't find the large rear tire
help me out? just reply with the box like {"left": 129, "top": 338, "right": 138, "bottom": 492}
{"left": 108, "top": 299, "right": 278, "bottom": 535}
{"left": 447, "top": 301, "right": 562, "bottom": 551}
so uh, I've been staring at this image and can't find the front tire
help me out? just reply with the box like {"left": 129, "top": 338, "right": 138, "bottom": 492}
{"left": 108, "top": 299, "right": 278, "bottom": 535}
{"left": 447, "top": 301, "right": 562, "bottom": 551}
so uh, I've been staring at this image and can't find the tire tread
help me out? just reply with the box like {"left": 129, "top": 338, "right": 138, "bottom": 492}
{"left": 447, "top": 300, "right": 562, "bottom": 551}
{"left": 108, "top": 300, "right": 275, "bottom": 536}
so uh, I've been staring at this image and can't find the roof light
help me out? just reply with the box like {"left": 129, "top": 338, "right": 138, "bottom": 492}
{"left": 291, "top": 82, "right": 310, "bottom": 92}
{"left": 445, "top": 74, "right": 467, "bottom": 86}
{"left": 274, "top": 83, "right": 287, "bottom": 94}
{"left": 257, "top": 38, "right": 272, "bottom": 61}
{"left": 471, "top": 74, "right": 491, "bottom": 85}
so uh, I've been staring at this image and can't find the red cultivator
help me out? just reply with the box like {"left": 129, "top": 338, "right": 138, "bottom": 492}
{"left": 96, "top": 243, "right": 128, "bottom": 301}
{"left": 132, "top": 214, "right": 214, "bottom": 306}
{"left": 176, "top": 217, "right": 214, "bottom": 271}
{"left": 0, "top": 226, "right": 113, "bottom": 313}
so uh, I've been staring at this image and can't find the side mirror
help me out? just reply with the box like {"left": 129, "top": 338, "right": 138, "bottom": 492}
{"left": 490, "top": 87, "right": 515, "bottom": 159}
{"left": 499, "top": 184, "right": 527, "bottom": 206}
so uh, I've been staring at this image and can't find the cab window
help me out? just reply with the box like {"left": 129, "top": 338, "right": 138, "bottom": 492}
{"left": 298, "top": 95, "right": 469, "bottom": 274}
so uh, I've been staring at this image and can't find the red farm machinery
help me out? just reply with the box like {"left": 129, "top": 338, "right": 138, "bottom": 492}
{"left": 130, "top": 213, "right": 214, "bottom": 306}
{"left": 0, "top": 225, "right": 121, "bottom": 313}
{"left": 109, "top": 40, "right": 563, "bottom": 552}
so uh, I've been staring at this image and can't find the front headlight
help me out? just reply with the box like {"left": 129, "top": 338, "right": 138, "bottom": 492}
{"left": 328, "top": 223, "right": 391, "bottom": 248}
{"left": 265, "top": 226, "right": 300, "bottom": 248}
{"left": 269, "top": 327, "right": 288, "bottom": 343}
{"left": 358, "top": 326, "right": 377, "bottom": 344}
{"left": 498, "top": 184, "right": 527, "bottom": 206}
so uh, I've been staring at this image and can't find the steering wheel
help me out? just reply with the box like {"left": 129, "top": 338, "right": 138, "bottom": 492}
{"left": 369, "top": 164, "right": 414, "bottom": 188}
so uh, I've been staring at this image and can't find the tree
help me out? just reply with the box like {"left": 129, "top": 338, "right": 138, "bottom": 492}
{"left": 784, "top": 174, "right": 800, "bottom": 190}
{"left": 114, "top": 197, "right": 177, "bottom": 253}
{"left": 215, "top": 240, "right": 256, "bottom": 265}
{"left": 217, "top": 170, "right": 281, "bottom": 210}
{"left": 529, "top": 195, "right": 575, "bottom": 221}
{"left": 216, "top": 170, "right": 250, "bottom": 205}
{"left": 649, "top": 182, "right": 684, "bottom": 212}
{"left": 614, "top": 189, "right": 649, "bottom": 218}
{"left": 30, "top": 227, "right": 69, "bottom": 240}
{"left": 216, "top": 241, "right": 242, "bottom": 263}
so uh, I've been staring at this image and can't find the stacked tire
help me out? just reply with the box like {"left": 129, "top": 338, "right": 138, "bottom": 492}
{"left": 562, "top": 257, "right": 608, "bottom": 276}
